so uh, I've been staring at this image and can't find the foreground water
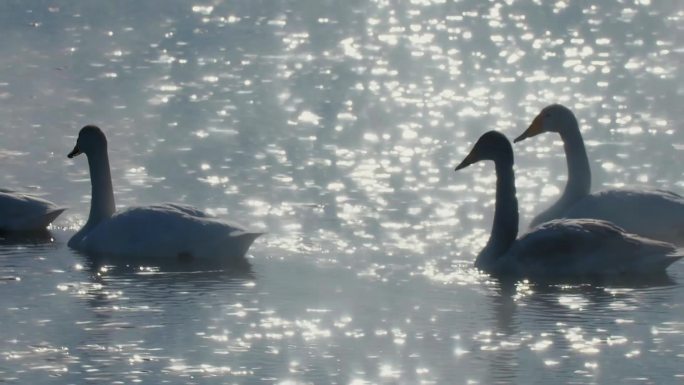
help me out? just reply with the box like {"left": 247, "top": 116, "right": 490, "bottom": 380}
{"left": 1, "top": 0, "right": 683, "bottom": 383}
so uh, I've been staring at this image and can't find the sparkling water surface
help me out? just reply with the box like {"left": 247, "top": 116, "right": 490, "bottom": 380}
{"left": 0, "top": 0, "right": 683, "bottom": 383}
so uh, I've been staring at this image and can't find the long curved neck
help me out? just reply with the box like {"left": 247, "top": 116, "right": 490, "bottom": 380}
{"left": 476, "top": 160, "right": 519, "bottom": 269}
{"left": 85, "top": 149, "right": 116, "bottom": 228}
{"left": 558, "top": 118, "right": 591, "bottom": 204}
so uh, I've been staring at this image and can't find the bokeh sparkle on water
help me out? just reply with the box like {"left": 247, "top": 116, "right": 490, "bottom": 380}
{"left": 0, "top": 0, "right": 683, "bottom": 383}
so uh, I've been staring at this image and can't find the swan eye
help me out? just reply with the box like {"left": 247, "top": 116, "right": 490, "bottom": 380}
{"left": 544, "top": 113, "right": 551, "bottom": 118}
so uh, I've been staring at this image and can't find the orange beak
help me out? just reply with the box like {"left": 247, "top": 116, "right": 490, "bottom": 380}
{"left": 514, "top": 114, "right": 544, "bottom": 143}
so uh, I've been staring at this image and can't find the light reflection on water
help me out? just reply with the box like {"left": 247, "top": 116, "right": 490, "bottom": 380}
{"left": 0, "top": 0, "right": 683, "bottom": 383}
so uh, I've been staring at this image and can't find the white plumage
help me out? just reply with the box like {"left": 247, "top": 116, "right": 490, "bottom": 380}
{"left": 502, "top": 218, "right": 679, "bottom": 277}
{"left": 72, "top": 203, "right": 259, "bottom": 260}
{"left": 0, "top": 190, "right": 65, "bottom": 232}
{"left": 456, "top": 131, "right": 682, "bottom": 278}
{"left": 67, "top": 125, "right": 260, "bottom": 262}
{"left": 515, "top": 104, "right": 684, "bottom": 245}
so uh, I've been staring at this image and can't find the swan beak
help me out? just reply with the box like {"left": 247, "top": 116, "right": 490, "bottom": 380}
{"left": 514, "top": 114, "right": 543, "bottom": 143}
{"left": 455, "top": 150, "right": 478, "bottom": 171}
{"left": 67, "top": 145, "right": 82, "bottom": 159}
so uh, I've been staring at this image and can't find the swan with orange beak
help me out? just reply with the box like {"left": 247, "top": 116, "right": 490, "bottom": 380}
{"left": 454, "top": 130, "right": 682, "bottom": 277}
{"left": 513, "top": 104, "right": 684, "bottom": 245}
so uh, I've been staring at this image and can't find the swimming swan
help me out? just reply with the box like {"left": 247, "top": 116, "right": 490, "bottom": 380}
{"left": 455, "top": 131, "right": 682, "bottom": 277}
{"left": 67, "top": 125, "right": 261, "bottom": 261}
{"left": 514, "top": 104, "right": 684, "bottom": 245}
{"left": 0, "top": 189, "right": 65, "bottom": 232}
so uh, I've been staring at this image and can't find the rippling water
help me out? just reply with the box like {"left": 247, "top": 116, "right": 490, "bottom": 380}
{"left": 0, "top": 0, "right": 683, "bottom": 383}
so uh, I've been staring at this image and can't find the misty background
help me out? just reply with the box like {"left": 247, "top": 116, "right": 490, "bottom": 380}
{"left": 0, "top": 0, "right": 682, "bottom": 383}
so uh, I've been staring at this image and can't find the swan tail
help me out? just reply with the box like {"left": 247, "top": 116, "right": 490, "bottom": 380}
{"left": 9, "top": 207, "right": 67, "bottom": 232}
{"left": 636, "top": 250, "right": 684, "bottom": 273}
{"left": 205, "top": 231, "right": 262, "bottom": 261}
{"left": 232, "top": 232, "right": 263, "bottom": 256}
{"left": 42, "top": 207, "right": 67, "bottom": 225}
{"left": 665, "top": 249, "right": 684, "bottom": 267}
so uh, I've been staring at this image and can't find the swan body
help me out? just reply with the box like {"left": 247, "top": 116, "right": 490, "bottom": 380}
{"left": 67, "top": 125, "right": 260, "bottom": 261}
{"left": 69, "top": 203, "right": 260, "bottom": 260}
{"left": 455, "top": 131, "right": 682, "bottom": 277}
{"left": 501, "top": 218, "right": 679, "bottom": 277}
{"left": 515, "top": 104, "right": 684, "bottom": 245}
{"left": 0, "top": 190, "right": 65, "bottom": 232}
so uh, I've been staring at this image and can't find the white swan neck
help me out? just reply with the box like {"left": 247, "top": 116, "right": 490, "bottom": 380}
{"left": 476, "top": 161, "right": 519, "bottom": 269}
{"left": 85, "top": 149, "right": 116, "bottom": 228}
{"left": 559, "top": 119, "right": 591, "bottom": 203}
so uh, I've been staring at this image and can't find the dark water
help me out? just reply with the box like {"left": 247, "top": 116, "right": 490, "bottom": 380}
{"left": 0, "top": 0, "right": 683, "bottom": 383}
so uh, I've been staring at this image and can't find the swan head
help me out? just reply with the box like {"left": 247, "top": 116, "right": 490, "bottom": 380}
{"left": 455, "top": 131, "right": 513, "bottom": 171}
{"left": 514, "top": 104, "right": 576, "bottom": 143}
{"left": 68, "top": 125, "right": 107, "bottom": 158}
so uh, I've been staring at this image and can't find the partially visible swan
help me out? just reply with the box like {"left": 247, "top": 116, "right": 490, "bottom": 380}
{"left": 455, "top": 131, "right": 682, "bottom": 277}
{"left": 0, "top": 189, "right": 65, "bottom": 232}
{"left": 67, "top": 125, "right": 261, "bottom": 261}
{"left": 514, "top": 104, "right": 684, "bottom": 245}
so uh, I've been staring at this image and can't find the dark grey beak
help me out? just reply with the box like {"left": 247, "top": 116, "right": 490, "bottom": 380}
{"left": 454, "top": 159, "right": 471, "bottom": 171}
{"left": 454, "top": 150, "right": 478, "bottom": 171}
{"left": 67, "top": 145, "right": 82, "bottom": 159}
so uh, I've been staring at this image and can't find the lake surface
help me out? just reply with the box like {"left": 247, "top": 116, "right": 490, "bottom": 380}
{"left": 1, "top": 0, "right": 683, "bottom": 383}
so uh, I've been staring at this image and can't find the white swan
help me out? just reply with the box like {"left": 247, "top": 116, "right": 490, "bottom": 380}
{"left": 67, "top": 125, "right": 261, "bottom": 261}
{"left": 0, "top": 189, "right": 65, "bottom": 232}
{"left": 514, "top": 104, "right": 684, "bottom": 245}
{"left": 455, "top": 131, "right": 682, "bottom": 277}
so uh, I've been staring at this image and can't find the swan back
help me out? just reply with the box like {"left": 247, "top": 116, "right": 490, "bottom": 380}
{"left": 74, "top": 203, "right": 261, "bottom": 262}
{"left": 563, "top": 189, "right": 684, "bottom": 245}
{"left": 502, "top": 219, "right": 681, "bottom": 277}
{"left": 0, "top": 191, "right": 65, "bottom": 231}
